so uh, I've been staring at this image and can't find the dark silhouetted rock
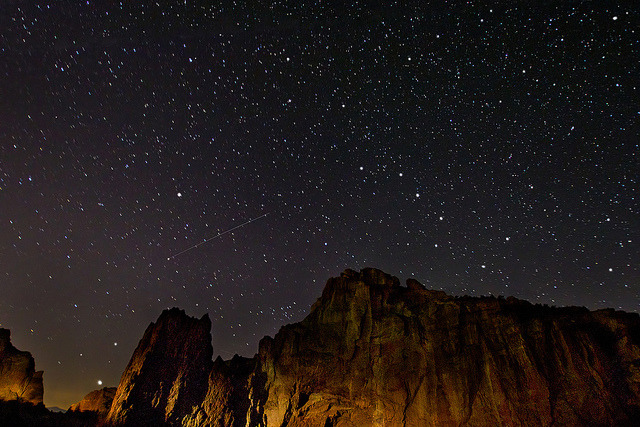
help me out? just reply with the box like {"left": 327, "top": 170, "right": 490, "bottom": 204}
{"left": 405, "top": 277, "right": 426, "bottom": 291}
{"left": 105, "top": 308, "right": 212, "bottom": 426}
{"left": 0, "top": 328, "right": 43, "bottom": 405}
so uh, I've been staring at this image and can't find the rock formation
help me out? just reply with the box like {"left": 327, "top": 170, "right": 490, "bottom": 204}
{"left": 69, "top": 387, "right": 116, "bottom": 417}
{"left": 250, "top": 268, "right": 640, "bottom": 425}
{"left": 0, "top": 328, "right": 44, "bottom": 405}
{"left": 105, "top": 308, "right": 213, "bottom": 426}
{"left": 105, "top": 268, "right": 640, "bottom": 426}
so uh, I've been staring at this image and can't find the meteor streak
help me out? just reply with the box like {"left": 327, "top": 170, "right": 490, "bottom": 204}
{"left": 167, "top": 212, "right": 269, "bottom": 260}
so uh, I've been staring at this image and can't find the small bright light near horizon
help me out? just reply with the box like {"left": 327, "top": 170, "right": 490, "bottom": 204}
{"left": 114, "top": 342, "right": 118, "bottom": 346}
{"left": 177, "top": 192, "right": 182, "bottom": 197}
{"left": 97, "top": 380, "right": 102, "bottom": 385}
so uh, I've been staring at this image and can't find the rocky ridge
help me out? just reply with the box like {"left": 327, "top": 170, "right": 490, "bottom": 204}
{"left": 101, "top": 268, "right": 640, "bottom": 426}
{"left": 68, "top": 387, "right": 116, "bottom": 417}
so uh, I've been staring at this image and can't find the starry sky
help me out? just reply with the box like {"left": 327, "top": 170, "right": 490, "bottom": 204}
{"left": 1, "top": 0, "right": 638, "bottom": 409}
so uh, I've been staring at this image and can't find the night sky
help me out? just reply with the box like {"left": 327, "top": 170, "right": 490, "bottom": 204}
{"left": 1, "top": 1, "right": 638, "bottom": 409}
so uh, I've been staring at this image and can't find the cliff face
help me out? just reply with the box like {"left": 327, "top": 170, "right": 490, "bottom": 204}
{"left": 0, "top": 328, "right": 44, "bottom": 405}
{"left": 183, "top": 355, "right": 266, "bottom": 427}
{"left": 107, "top": 269, "right": 640, "bottom": 426}
{"left": 253, "top": 268, "right": 640, "bottom": 425}
{"left": 69, "top": 387, "right": 116, "bottom": 417}
{"left": 105, "top": 308, "right": 213, "bottom": 426}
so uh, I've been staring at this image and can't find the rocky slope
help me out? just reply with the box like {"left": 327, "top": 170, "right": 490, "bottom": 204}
{"left": 68, "top": 387, "right": 116, "bottom": 417}
{"left": 105, "top": 268, "right": 640, "bottom": 426}
{"left": 0, "top": 328, "right": 44, "bottom": 405}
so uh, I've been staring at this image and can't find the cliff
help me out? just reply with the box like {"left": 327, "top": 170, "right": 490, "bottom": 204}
{"left": 251, "top": 268, "right": 640, "bottom": 425}
{"left": 0, "top": 328, "right": 44, "bottom": 405}
{"left": 105, "top": 308, "right": 213, "bottom": 426}
{"left": 107, "top": 268, "right": 640, "bottom": 426}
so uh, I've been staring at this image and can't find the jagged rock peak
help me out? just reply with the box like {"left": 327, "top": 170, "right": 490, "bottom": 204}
{"left": 156, "top": 307, "right": 212, "bottom": 327}
{"left": 105, "top": 308, "right": 213, "bottom": 426}
{"left": 335, "top": 267, "right": 443, "bottom": 296}
{"left": 340, "top": 267, "right": 400, "bottom": 287}
{"left": 0, "top": 328, "right": 44, "bottom": 405}
{"left": 315, "top": 268, "right": 448, "bottom": 314}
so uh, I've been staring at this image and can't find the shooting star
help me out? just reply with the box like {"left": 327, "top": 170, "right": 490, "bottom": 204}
{"left": 167, "top": 212, "right": 269, "bottom": 260}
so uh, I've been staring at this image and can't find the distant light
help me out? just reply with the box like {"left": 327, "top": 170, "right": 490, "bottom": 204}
{"left": 177, "top": 192, "right": 182, "bottom": 197}
{"left": 97, "top": 380, "right": 102, "bottom": 385}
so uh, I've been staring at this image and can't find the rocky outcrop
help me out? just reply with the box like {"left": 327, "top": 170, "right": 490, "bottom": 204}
{"left": 105, "top": 308, "right": 213, "bottom": 426}
{"left": 106, "top": 268, "right": 640, "bottom": 425}
{"left": 0, "top": 328, "right": 44, "bottom": 405}
{"left": 69, "top": 387, "right": 116, "bottom": 417}
{"left": 250, "top": 268, "right": 640, "bottom": 425}
{"left": 183, "top": 355, "right": 266, "bottom": 427}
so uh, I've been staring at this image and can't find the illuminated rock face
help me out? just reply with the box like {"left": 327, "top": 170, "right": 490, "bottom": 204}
{"left": 251, "top": 268, "right": 640, "bottom": 425}
{"left": 110, "top": 269, "right": 640, "bottom": 426}
{"left": 68, "top": 387, "right": 116, "bottom": 417}
{"left": 0, "top": 328, "right": 43, "bottom": 405}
